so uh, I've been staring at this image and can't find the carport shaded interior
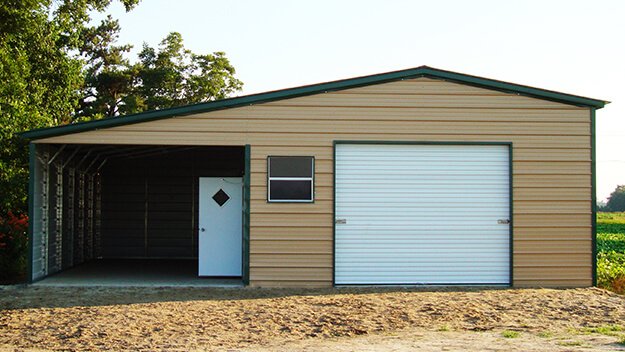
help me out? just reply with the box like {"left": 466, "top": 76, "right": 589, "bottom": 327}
{"left": 34, "top": 259, "right": 242, "bottom": 287}
{"left": 30, "top": 143, "right": 245, "bottom": 283}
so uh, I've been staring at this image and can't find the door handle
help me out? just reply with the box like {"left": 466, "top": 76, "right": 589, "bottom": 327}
{"left": 497, "top": 219, "right": 510, "bottom": 224}
{"left": 201, "top": 228, "right": 205, "bottom": 232}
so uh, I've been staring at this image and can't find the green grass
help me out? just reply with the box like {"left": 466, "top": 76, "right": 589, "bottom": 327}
{"left": 537, "top": 331, "right": 553, "bottom": 338}
{"left": 582, "top": 324, "right": 625, "bottom": 337}
{"left": 556, "top": 341, "right": 583, "bottom": 347}
{"left": 597, "top": 212, "right": 625, "bottom": 294}
{"left": 581, "top": 324, "right": 625, "bottom": 346}
{"left": 501, "top": 330, "right": 520, "bottom": 338}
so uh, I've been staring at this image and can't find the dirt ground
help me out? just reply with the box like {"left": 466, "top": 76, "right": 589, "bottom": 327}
{"left": 247, "top": 329, "right": 625, "bottom": 352}
{"left": 1, "top": 286, "right": 624, "bottom": 351}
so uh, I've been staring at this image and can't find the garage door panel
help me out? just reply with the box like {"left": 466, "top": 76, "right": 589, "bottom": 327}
{"left": 335, "top": 175, "right": 509, "bottom": 183}
{"left": 336, "top": 258, "right": 510, "bottom": 264}
{"left": 335, "top": 178, "right": 509, "bottom": 185}
{"left": 336, "top": 207, "right": 509, "bottom": 215}
{"left": 335, "top": 161, "right": 508, "bottom": 168}
{"left": 337, "top": 230, "right": 508, "bottom": 237}
{"left": 335, "top": 144, "right": 511, "bottom": 285}
{"left": 335, "top": 237, "right": 510, "bottom": 244}
{"left": 336, "top": 220, "right": 508, "bottom": 227}
{"left": 337, "top": 190, "right": 509, "bottom": 196}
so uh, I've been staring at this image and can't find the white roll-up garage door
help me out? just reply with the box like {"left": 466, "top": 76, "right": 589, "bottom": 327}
{"left": 335, "top": 143, "right": 511, "bottom": 285}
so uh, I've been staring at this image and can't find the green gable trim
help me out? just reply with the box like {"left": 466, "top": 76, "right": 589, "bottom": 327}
{"left": 21, "top": 66, "right": 608, "bottom": 140}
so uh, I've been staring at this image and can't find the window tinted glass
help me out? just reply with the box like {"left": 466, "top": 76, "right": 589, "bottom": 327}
{"left": 269, "top": 156, "right": 313, "bottom": 177}
{"left": 269, "top": 180, "right": 312, "bottom": 201}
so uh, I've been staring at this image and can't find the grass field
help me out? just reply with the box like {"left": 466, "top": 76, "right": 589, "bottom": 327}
{"left": 597, "top": 212, "right": 625, "bottom": 293}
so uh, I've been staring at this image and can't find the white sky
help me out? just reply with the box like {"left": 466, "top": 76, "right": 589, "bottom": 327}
{"left": 95, "top": 0, "right": 625, "bottom": 201}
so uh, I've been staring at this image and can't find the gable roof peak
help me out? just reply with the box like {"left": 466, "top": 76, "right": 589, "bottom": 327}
{"left": 21, "top": 65, "right": 608, "bottom": 140}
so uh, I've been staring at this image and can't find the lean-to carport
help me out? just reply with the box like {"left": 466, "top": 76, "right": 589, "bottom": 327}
{"left": 28, "top": 143, "right": 251, "bottom": 285}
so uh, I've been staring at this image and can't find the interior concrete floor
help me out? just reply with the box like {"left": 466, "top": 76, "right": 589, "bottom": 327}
{"left": 34, "top": 259, "right": 243, "bottom": 287}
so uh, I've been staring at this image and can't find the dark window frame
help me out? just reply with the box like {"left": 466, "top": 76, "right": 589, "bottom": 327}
{"left": 267, "top": 156, "right": 315, "bottom": 203}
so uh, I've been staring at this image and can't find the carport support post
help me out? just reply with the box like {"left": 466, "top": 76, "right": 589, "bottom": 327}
{"left": 40, "top": 148, "right": 50, "bottom": 277}
{"left": 86, "top": 173, "right": 94, "bottom": 260}
{"left": 66, "top": 166, "right": 75, "bottom": 267}
{"left": 76, "top": 172, "right": 85, "bottom": 264}
{"left": 28, "top": 144, "right": 52, "bottom": 281}
{"left": 46, "top": 145, "right": 67, "bottom": 274}
{"left": 74, "top": 151, "right": 92, "bottom": 265}
{"left": 27, "top": 144, "right": 35, "bottom": 282}
{"left": 83, "top": 155, "right": 101, "bottom": 260}
{"left": 52, "top": 159, "right": 64, "bottom": 273}
{"left": 62, "top": 147, "right": 80, "bottom": 269}
{"left": 94, "top": 160, "right": 106, "bottom": 258}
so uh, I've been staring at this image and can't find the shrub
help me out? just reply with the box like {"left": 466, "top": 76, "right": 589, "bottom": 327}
{"left": 597, "top": 251, "right": 625, "bottom": 294}
{"left": 0, "top": 211, "right": 28, "bottom": 284}
{"left": 596, "top": 213, "right": 625, "bottom": 294}
{"left": 501, "top": 330, "right": 520, "bottom": 338}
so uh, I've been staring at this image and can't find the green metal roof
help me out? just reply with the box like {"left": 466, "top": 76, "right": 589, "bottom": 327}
{"left": 21, "top": 65, "right": 609, "bottom": 140}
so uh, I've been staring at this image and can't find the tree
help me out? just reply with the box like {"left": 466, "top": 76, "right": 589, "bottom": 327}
{"left": 76, "top": 31, "right": 243, "bottom": 119}
{"left": 0, "top": 0, "right": 138, "bottom": 212}
{"left": 597, "top": 200, "right": 610, "bottom": 212}
{"left": 136, "top": 32, "right": 243, "bottom": 111}
{"left": 75, "top": 15, "right": 138, "bottom": 120}
{"left": 1, "top": 0, "right": 243, "bottom": 212}
{"left": 607, "top": 185, "right": 625, "bottom": 212}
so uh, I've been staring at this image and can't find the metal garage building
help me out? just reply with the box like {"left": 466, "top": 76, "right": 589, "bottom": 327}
{"left": 22, "top": 66, "right": 607, "bottom": 287}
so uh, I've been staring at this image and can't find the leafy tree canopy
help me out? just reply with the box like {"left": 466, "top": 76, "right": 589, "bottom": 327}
{"left": 137, "top": 32, "right": 243, "bottom": 112}
{"left": 1, "top": 0, "right": 131, "bottom": 211}
{"left": 607, "top": 185, "right": 625, "bottom": 212}
{"left": 77, "top": 31, "right": 243, "bottom": 120}
{"left": 0, "top": 0, "right": 242, "bottom": 212}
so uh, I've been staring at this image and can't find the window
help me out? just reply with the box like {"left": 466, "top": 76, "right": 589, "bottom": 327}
{"left": 267, "top": 156, "right": 314, "bottom": 202}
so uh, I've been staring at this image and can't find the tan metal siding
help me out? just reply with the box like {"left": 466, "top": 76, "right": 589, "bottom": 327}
{"left": 36, "top": 78, "right": 592, "bottom": 287}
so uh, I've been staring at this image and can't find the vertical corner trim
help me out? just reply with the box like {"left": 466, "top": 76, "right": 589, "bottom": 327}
{"left": 243, "top": 144, "right": 251, "bottom": 286}
{"left": 508, "top": 143, "right": 514, "bottom": 287}
{"left": 332, "top": 141, "right": 337, "bottom": 287}
{"left": 591, "top": 108, "right": 597, "bottom": 287}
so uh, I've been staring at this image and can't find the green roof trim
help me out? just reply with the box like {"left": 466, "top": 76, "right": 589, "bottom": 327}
{"left": 21, "top": 65, "right": 609, "bottom": 140}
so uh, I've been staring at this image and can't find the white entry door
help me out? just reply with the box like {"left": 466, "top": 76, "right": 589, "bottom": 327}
{"left": 198, "top": 177, "right": 243, "bottom": 276}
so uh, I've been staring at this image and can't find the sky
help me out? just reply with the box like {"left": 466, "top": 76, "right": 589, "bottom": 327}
{"left": 94, "top": 0, "right": 624, "bottom": 201}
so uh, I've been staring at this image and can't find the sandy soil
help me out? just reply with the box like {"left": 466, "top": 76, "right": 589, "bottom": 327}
{"left": 247, "top": 329, "right": 625, "bottom": 352}
{"left": 0, "top": 286, "right": 624, "bottom": 351}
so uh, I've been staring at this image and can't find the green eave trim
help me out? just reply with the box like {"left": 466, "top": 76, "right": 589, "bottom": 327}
{"left": 21, "top": 66, "right": 608, "bottom": 140}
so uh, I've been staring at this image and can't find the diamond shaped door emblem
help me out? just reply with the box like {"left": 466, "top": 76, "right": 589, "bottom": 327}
{"left": 212, "top": 189, "right": 230, "bottom": 207}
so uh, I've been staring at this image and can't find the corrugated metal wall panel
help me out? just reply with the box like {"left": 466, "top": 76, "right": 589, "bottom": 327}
{"left": 34, "top": 77, "right": 591, "bottom": 287}
{"left": 335, "top": 144, "right": 510, "bottom": 284}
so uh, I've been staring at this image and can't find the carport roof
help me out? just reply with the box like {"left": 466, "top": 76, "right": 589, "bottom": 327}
{"left": 21, "top": 65, "right": 609, "bottom": 140}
